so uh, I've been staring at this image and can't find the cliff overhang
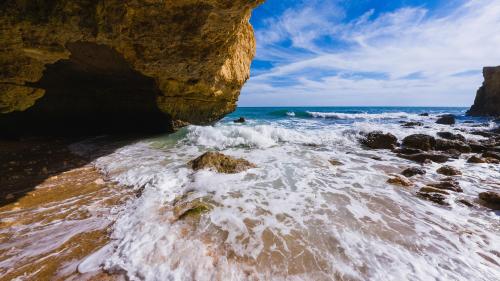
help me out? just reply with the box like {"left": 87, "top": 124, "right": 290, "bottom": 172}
{"left": 0, "top": 0, "right": 264, "bottom": 135}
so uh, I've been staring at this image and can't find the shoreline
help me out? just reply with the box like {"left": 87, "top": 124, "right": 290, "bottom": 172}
{"left": 1, "top": 111, "right": 499, "bottom": 280}
{"left": 0, "top": 138, "right": 133, "bottom": 280}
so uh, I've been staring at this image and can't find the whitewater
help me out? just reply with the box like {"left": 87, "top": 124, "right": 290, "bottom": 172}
{"left": 75, "top": 107, "right": 499, "bottom": 281}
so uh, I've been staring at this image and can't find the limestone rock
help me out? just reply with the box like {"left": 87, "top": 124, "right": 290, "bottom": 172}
{"left": 360, "top": 131, "right": 398, "bottom": 149}
{"left": 467, "top": 155, "right": 486, "bottom": 163}
{"left": 387, "top": 175, "right": 412, "bottom": 187}
{"left": 173, "top": 197, "right": 214, "bottom": 221}
{"left": 419, "top": 187, "right": 450, "bottom": 195}
{"left": 329, "top": 159, "right": 343, "bottom": 166}
{"left": 401, "top": 121, "right": 423, "bottom": 128}
{"left": 456, "top": 199, "right": 474, "bottom": 207}
{"left": 436, "top": 114, "right": 456, "bottom": 125}
{"left": 398, "top": 152, "right": 449, "bottom": 164}
{"left": 478, "top": 191, "right": 500, "bottom": 205}
{"left": 401, "top": 167, "right": 426, "bottom": 177}
{"left": 482, "top": 151, "right": 500, "bottom": 161}
{"left": 435, "top": 139, "right": 471, "bottom": 153}
{"left": 189, "top": 151, "right": 256, "bottom": 173}
{"left": 468, "top": 66, "right": 500, "bottom": 117}
{"left": 233, "top": 117, "right": 246, "bottom": 123}
{"left": 417, "top": 192, "right": 449, "bottom": 206}
{"left": 428, "top": 178, "right": 463, "bottom": 192}
{"left": 0, "top": 0, "right": 264, "bottom": 135}
{"left": 436, "top": 165, "right": 462, "bottom": 176}
{"left": 402, "top": 134, "right": 436, "bottom": 151}
{"left": 437, "top": 132, "right": 466, "bottom": 142}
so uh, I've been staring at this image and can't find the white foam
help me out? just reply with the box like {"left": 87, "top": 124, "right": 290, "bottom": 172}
{"left": 306, "top": 111, "right": 424, "bottom": 120}
{"left": 79, "top": 116, "right": 500, "bottom": 281}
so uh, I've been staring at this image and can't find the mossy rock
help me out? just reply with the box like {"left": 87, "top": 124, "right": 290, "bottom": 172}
{"left": 173, "top": 197, "right": 214, "bottom": 221}
{"left": 188, "top": 151, "right": 256, "bottom": 173}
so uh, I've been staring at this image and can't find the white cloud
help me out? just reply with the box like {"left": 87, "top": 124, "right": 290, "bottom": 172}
{"left": 242, "top": 0, "right": 500, "bottom": 106}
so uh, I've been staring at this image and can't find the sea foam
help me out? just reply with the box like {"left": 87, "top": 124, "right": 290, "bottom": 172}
{"left": 78, "top": 110, "right": 500, "bottom": 281}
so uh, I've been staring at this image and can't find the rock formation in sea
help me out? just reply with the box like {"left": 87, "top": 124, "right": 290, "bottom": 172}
{"left": 0, "top": 0, "right": 263, "bottom": 135}
{"left": 467, "top": 66, "right": 500, "bottom": 117}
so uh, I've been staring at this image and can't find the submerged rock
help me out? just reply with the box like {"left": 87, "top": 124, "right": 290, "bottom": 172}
{"left": 419, "top": 187, "right": 450, "bottom": 195}
{"left": 329, "top": 159, "right": 344, "bottom": 166}
{"left": 468, "top": 142, "right": 488, "bottom": 153}
{"left": 482, "top": 151, "right": 500, "bottom": 161}
{"left": 392, "top": 147, "right": 422, "bottom": 155}
{"left": 173, "top": 197, "right": 214, "bottom": 221}
{"left": 417, "top": 192, "right": 449, "bottom": 206}
{"left": 398, "top": 152, "right": 449, "bottom": 164}
{"left": 428, "top": 179, "right": 463, "bottom": 192}
{"left": 436, "top": 115, "right": 456, "bottom": 125}
{"left": 419, "top": 113, "right": 430, "bottom": 116}
{"left": 401, "top": 121, "right": 423, "bottom": 128}
{"left": 435, "top": 139, "right": 471, "bottom": 153}
{"left": 189, "top": 152, "right": 256, "bottom": 173}
{"left": 402, "top": 134, "right": 436, "bottom": 151}
{"left": 437, "top": 132, "right": 466, "bottom": 142}
{"left": 387, "top": 175, "right": 413, "bottom": 187}
{"left": 444, "top": 149, "right": 462, "bottom": 159}
{"left": 360, "top": 131, "right": 398, "bottom": 149}
{"left": 478, "top": 191, "right": 500, "bottom": 207}
{"left": 233, "top": 117, "right": 246, "bottom": 123}
{"left": 436, "top": 165, "right": 462, "bottom": 176}
{"left": 456, "top": 199, "right": 474, "bottom": 207}
{"left": 401, "top": 167, "right": 426, "bottom": 177}
{"left": 467, "top": 155, "right": 486, "bottom": 163}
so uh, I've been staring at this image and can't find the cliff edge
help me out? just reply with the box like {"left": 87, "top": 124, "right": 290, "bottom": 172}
{"left": 467, "top": 66, "right": 500, "bottom": 117}
{"left": 0, "top": 0, "right": 263, "bottom": 135}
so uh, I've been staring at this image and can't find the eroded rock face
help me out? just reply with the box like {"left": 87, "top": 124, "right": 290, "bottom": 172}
{"left": 468, "top": 66, "right": 500, "bottom": 117}
{"left": 0, "top": 0, "right": 263, "bottom": 135}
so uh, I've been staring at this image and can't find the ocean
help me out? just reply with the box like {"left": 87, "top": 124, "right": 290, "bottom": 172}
{"left": 75, "top": 107, "right": 499, "bottom": 281}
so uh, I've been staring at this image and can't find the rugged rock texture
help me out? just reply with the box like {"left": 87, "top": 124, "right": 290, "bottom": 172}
{"left": 0, "top": 0, "right": 263, "bottom": 135}
{"left": 402, "top": 134, "right": 436, "bottom": 151}
{"left": 188, "top": 151, "right": 256, "bottom": 173}
{"left": 360, "top": 131, "right": 398, "bottom": 149}
{"left": 468, "top": 66, "right": 500, "bottom": 117}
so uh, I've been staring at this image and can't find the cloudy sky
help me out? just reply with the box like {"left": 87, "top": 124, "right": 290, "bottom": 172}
{"left": 239, "top": 0, "right": 500, "bottom": 107}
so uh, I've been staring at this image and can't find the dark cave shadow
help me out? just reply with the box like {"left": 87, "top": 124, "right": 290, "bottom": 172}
{"left": 0, "top": 134, "right": 159, "bottom": 207}
{"left": 0, "top": 42, "right": 174, "bottom": 206}
{"left": 0, "top": 41, "right": 173, "bottom": 137}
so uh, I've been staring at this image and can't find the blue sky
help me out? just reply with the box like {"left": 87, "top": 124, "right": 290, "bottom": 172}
{"left": 239, "top": 0, "right": 500, "bottom": 106}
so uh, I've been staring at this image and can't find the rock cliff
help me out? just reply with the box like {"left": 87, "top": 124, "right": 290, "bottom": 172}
{"left": 467, "top": 66, "right": 500, "bottom": 117}
{"left": 0, "top": 0, "right": 263, "bottom": 135}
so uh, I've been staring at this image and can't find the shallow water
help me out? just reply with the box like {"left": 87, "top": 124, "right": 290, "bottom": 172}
{"left": 77, "top": 107, "right": 499, "bottom": 281}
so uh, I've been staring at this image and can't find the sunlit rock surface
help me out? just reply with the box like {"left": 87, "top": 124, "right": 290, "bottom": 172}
{"left": 468, "top": 66, "right": 500, "bottom": 117}
{"left": 0, "top": 0, "right": 263, "bottom": 135}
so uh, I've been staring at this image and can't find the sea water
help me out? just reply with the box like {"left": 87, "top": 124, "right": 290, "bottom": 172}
{"left": 78, "top": 107, "right": 500, "bottom": 281}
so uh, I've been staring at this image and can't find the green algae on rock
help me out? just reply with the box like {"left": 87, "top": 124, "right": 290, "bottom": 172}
{"left": 189, "top": 151, "right": 257, "bottom": 173}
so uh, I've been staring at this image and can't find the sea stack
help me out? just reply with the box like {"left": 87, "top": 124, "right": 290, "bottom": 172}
{"left": 467, "top": 66, "right": 500, "bottom": 117}
{"left": 0, "top": 0, "right": 264, "bottom": 135}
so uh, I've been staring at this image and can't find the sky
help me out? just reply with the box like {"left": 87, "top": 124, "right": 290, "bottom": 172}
{"left": 239, "top": 0, "right": 500, "bottom": 107}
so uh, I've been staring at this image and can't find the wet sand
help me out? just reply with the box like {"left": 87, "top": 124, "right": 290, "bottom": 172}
{"left": 0, "top": 138, "right": 132, "bottom": 280}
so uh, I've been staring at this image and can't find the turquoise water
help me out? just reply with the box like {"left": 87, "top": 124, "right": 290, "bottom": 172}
{"left": 225, "top": 106, "right": 479, "bottom": 124}
{"left": 79, "top": 106, "right": 499, "bottom": 281}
